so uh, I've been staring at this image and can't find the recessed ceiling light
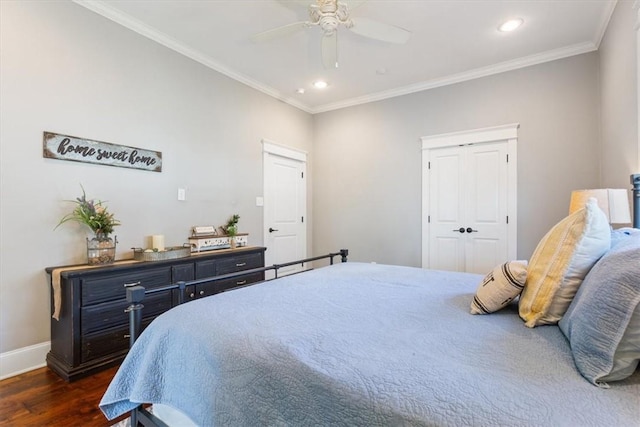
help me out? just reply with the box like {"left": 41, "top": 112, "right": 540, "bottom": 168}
{"left": 498, "top": 18, "right": 524, "bottom": 32}
{"left": 296, "top": 88, "right": 305, "bottom": 94}
{"left": 313, "top": 80, "right": 328, "bottom": 89}
{"left": 376, "top": 68, "right": 387, "bottom": 75}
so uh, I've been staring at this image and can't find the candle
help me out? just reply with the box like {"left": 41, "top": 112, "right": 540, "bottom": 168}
{"left": 151, "top": 235, "right": 165, "bottom": 251}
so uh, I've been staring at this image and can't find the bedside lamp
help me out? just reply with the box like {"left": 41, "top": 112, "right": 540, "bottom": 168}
{"left": 569, "top": 189, "right": 631, "bottom": 225}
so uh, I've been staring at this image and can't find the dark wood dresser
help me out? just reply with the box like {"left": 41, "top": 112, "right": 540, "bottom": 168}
{"left": 45, "top": 246, "right": 266, "bottom": 381}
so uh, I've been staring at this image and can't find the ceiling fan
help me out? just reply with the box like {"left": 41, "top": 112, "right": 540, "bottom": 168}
{"left": 251, "top": 0, "right": 411, "bottom": 69}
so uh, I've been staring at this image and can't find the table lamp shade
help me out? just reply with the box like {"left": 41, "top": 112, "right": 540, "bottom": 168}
{"left": 569, "top": 189, "right": 631, "bottom": 224}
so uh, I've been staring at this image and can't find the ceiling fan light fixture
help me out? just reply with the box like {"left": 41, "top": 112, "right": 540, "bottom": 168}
{"left": 498, "top": 18, "right": 524, "bottom": 32}
{"left": 313, "top": 80, "right": 329, "bottom": 89}
{"left": 252, "top": 0, "right": 411, "bottom": 70}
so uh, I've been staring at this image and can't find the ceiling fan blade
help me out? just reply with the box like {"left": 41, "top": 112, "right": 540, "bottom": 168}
{"left": 349, "top": 17, "right": 411, "bottom": 44}
{"left": 251, "top": 21, "right": 308, "bottom": 43}
{"left": 321, "top": 32, "right": 338, "bottom": 69}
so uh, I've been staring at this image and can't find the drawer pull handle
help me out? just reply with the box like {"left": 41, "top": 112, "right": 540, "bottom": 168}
{"left": 199, "top": 290, "right": 205, "bottom": 296}
{"left": 124, "top": 334, "right": 130, "bottom": 338}
{"left": 236, "top": 262, "right": 246, "bottom": 267}
{"left": 124, "top": 281, "right": 141, "bottom": 287}
{"left": 236, "top": 280, "right": 247, "bottom": 285}
{"left": 189, "top": 292, "right": 195, "bottom": 298}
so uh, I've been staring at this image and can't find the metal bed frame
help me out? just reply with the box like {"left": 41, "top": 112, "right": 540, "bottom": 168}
{"left": 631, "top": 173, "right": 639, "bottom": 228}
{"left": 122, "top": 249, "right": 349, "bottom": 427}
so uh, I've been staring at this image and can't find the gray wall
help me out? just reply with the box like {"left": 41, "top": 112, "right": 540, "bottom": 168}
{"left": 313, "top": 53, "right": 602, "bottom": 265}
{"left": 0, "top": 1, "right": 313, "bottom": 354}
{"left": 0, "top": 1, "right": 637, "bottom": 359}
{"left": 599, "top": 1, "right": 638, "bottom": 188}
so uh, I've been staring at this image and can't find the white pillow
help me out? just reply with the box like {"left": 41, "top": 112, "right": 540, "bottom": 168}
{"left": 519, "top": 198, "right": 610, "bottom": 327}
{"left": 470, "top": 261, "right": 528, "bottom": 314}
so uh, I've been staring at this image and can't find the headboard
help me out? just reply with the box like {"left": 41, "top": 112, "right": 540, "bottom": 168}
{"left": 631, "top": 174, "right": 639, "bottom": 228}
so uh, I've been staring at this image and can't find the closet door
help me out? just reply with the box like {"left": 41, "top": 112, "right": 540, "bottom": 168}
{"left": 428, "top": 146, "right": 466, "bottom": 272}
{"left": 463, "top": 143, "right": 508, "bottom": 274}
{"left": 427, "top": 142, "right": 509, "bottom": 274}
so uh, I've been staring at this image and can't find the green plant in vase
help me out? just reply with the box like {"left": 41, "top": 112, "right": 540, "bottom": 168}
{"left": 223, "top": 214, "right": 240, "bottom": 248}
{"left": 56, "top": 185, "right": 121, "bottom": 264}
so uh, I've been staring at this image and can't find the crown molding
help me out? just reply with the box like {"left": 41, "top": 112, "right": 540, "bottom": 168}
{"left": 311, "top": 42, "right": 597, "bottom": 114}
{"left": 594, "top": 0, "right": 618, "bottom": 48}
{"left": 72, "top": 0, "right": 313, "bottom": 114}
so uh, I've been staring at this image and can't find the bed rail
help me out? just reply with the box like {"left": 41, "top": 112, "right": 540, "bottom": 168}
{"left": 123, "top": 249, "right": 347, "bottom": 426}
{"left": 126, "top": 248, "right": 348, "bottom": 342}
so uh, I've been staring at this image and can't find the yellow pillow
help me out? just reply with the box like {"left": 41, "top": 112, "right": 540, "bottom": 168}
{"left": 519, "top": 198, "right": 610, "bottom": 327}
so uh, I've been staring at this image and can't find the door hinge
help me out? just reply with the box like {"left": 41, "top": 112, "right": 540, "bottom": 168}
{"left": 428, "top": 161, "right": 431, "bottom": 170}
{"left": 506, "top": 215, "right": 509, "bottom": 224}
{"left": 428, "top": 215, "right": 431, "bottom": 223}
{"left": 301, "top": 216, "right": 304, "bottom": 223}
{"left": 301, "top": 172, "right": 304, "bottom": 178}
{"left": 506, "top": 154, "right": 509, "bottom": 163}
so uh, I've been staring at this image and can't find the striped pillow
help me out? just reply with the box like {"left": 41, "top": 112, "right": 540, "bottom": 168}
{"left": 470, "top": 261, "right": 528, "bottom": 314}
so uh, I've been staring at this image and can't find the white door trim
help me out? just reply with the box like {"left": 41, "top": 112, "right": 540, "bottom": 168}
{"left": 421, "top": 123, "right": 520, "bottom": 149}
{"left": 421, "top": 124, "right": 519, "bottom": 269}
{"left": 263, "top": 139, "right": 307, "bottom": 162}
{"left": 262, "top": 139, "right": 307, "bottom": 269}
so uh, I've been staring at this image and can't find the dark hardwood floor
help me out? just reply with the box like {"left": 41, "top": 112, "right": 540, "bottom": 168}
{"left": 0, "top": 366, "right": 127, "bottom": 426}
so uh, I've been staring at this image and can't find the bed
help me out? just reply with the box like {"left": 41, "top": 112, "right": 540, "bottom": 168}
{"left": 101, "top": 182, "right": 640, "bottom": 426}
{"left": 100, "top": 244, "right": 640, "bottom": 425}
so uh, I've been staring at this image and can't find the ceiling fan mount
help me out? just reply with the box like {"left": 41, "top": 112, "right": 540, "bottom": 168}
{"left": 309, "top": 0, "right": 350, "bottom": 34}
{"left": 252, "top": 0, "right": 411, "bottom": 69}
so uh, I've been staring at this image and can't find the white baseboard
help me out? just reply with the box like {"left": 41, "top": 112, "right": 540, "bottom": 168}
{"left": 0, "top": 341, "right": 50, "bottom": 380}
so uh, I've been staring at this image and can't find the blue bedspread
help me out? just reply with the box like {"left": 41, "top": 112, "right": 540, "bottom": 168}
{"left": 100, "top": 263, "right": 640, "bottom": 426}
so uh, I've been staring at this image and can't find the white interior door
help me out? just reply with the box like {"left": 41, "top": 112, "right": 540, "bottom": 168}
{"left": 263, "top": 141, "right": 307, "bottom": 278}
{"left": 422, "top": 124, "right": 518, "bottom": 274}
{"left": 463, "top": 143, "right": 509, "bottom": 274}
{"left": 428, "top": 146, "right": 466, "bottom": 272}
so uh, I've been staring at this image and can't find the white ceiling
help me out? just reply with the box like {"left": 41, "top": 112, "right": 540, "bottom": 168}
{"left": 75, "top": 0, "right": 617, "bottom": 114}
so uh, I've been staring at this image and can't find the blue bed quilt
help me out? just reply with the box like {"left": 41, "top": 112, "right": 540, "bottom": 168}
{"left": 100, "top": 262, "right": 640, "bottom": 426}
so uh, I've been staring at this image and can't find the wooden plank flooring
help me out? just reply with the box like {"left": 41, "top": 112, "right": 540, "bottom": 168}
{"left": 0, "top": 366, "right": 127, "bottom": 426}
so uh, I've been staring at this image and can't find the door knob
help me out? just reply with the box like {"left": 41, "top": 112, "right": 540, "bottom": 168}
{"left": 452, "top": 227, "right": 466, "bottom": 233}
{"left": 466, "top": 228, "right": 478, "bottom": 233}
{"left": 269, "top": 227, "right": 279, "bottom": 233}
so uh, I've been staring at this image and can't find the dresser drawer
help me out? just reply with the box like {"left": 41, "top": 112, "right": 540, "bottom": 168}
{"left": 81, "top": 318, "right": 154, "bottom": 363}
{"left": 195, "top": 259, "right": 217, "bottom": 279}
{"left": 81, "top": 267, "right": 171, "bottom": 306}
{"left": 81, "top": 291, "right": 172, "bottom": 334}
{"left": 217, "top": 253, "right": 263, "bottom": 275}
{"left": 218, "top": 272, "right": 264, "bottom": 291}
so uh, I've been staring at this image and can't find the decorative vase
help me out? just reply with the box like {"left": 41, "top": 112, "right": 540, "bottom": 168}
{"left": 87, "top": 233, "right": 117, "bottom": 265}
{"left": 229, "top": 236, "right": 237, "bottom": 249}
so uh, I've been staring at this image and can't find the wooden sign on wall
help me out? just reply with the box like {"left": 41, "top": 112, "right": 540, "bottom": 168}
{"left": 43, "top": 131, "right": 162, "bottom": 172}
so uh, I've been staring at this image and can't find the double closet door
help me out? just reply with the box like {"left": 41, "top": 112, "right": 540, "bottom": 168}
{"left": 422, "top": 124, "right": 518, "bottom": 274}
